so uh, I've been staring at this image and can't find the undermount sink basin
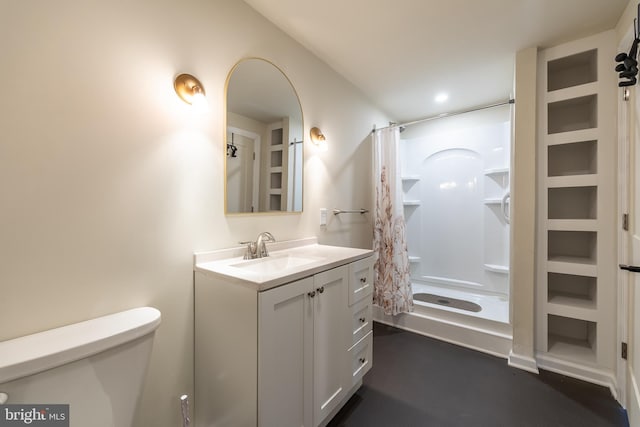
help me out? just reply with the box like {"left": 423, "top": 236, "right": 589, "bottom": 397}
{"left": 229, "top": 254, "right": 321, "bottom": 274}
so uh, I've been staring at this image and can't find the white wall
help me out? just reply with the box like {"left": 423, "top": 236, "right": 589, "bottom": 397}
{"left": 0, "top": 1, "right": 388, "bottom": 426}
{"left": 508, "top": 47, "right": 539, "bottom": 373}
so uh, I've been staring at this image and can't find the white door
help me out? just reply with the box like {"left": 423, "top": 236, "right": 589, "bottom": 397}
{"left": 258, "top": 277, "right": 314, "bottom": 427}
{"left": 313, "top": 266, "right": 349, "bottom": 425}
{"left": 226, "top": 131, "right": 258, "bottom": 213}
{"left": 622, "top": 84, "right": 640, "bottom": 424}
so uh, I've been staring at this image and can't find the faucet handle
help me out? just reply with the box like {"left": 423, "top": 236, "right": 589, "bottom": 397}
{"left": 240, "top": 241, "right": 257, "bottom": 260}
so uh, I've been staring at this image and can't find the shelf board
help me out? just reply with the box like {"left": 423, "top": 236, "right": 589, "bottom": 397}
{"left": 401, "top": 175, "right": 421, "bottom": 181}
{"left": 268, "top": 189, "right": 282, "bottom": 195}
{"left": 547, "top": 259, "right": 597, "bottom": 277}
{"left": 545, "top": 81, "right": 598, "bottom": 103}
{"left": 546, "top": 175, "right": 597, "bottom": 188}
{"left": 484, "top": 264, "right": 509, "bottom": 274}
{"left": 547, "top": 292, "right": 596, "bottom": 311}
{"left": 547, "top": 219, "right": 597, "bottom": 231}
{"left": 546, "top": 128, "right": 599, "bottom": 146}
{"left": 548, "top": 255, "right": 595, "bottom": 265}
{"left": 547, "top": 334, "right": 597, "bottom": 364}
{"left": 403, "top": 200, "right": 421, "bottom": 206}
{"left": 483, "top": 198, "right": 502, "bottom": 205}
{"left": 269, "top": 144, "right": 284, "bottom": 151}
{"left": 408, "top": 256, "right": 421, "bottom": 263}
{"left": 546, "top": 301, "right": 598, "bottom": 322}
{"left": 484, "top": 168, "right": 509, "bottom": 176}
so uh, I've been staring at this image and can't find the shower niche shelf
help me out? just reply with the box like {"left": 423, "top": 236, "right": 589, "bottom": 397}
{"left": 484, "top": 168, "right": 509, "bottom": 176}
{"left": 403, "top": 200, "right": 420, "bottom": 206}
{"left": 536, "top": 31, "right": 616, "bottom": 383}
{"left": 401, "top": 175, "right": 420, "bottom": 181}
{"left": 483, "top": 198, "right": 502, "bottom": 205}
{"left": 484, "top": 264, "right": 508, "bottom": 274}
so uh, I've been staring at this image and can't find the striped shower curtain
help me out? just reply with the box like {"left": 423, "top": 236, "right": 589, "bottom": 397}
{"left": 372, "top": 127, "right": 413, "bottom": 315}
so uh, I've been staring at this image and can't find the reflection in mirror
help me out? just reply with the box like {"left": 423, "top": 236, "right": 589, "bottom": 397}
{"left": 225, "top": 58, "right": 303, "bottom": 214}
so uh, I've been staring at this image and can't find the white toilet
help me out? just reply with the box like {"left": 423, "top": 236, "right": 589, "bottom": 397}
{"left": 0, "top": 307, "right": 161, "bottom": 427}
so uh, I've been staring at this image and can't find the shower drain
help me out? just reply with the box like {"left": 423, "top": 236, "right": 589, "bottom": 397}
{"left": 414, "top": 293, "right": 482, "bottom": 312}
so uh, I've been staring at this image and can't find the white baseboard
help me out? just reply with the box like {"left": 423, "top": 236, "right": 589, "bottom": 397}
{"left": 507, "top": 351, "right": 539, "bottom": 374}
{"left": 536, "top": 352, "right": 618, "bottom": 398}
{"left": 628, "top": 366, "right": 640, "bottom": 426}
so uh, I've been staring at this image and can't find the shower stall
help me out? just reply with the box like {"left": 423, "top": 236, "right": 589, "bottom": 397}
{"left": 400, "top": 105, "right": 511, "bottom": 324}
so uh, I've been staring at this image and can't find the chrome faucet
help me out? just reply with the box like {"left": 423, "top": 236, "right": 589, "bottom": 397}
{"left": 241, "top": 232, "right": 276, "bottom": 259}
{"left": 256, "top": 231, "right": 276, "bottom": 258}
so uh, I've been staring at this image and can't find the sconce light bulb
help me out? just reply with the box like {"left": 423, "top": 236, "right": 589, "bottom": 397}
{"left": 191, "top": 92, "right": 208, "bottom": 112}
{"left": 316, "top": 138, "right": 328, "bottom": 151}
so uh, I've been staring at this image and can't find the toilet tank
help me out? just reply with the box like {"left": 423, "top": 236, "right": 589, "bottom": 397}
{"left": 0, "top": 307, "right": 161, "bottom": 427}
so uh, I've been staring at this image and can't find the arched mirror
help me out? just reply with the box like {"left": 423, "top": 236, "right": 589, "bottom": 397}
{"left": 225, "top": 58, "right": 303, "bottom": 214}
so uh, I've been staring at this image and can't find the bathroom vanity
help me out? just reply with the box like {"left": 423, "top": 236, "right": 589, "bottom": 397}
{"left": 194, "top": 238, "right": 374, "bottom": 427}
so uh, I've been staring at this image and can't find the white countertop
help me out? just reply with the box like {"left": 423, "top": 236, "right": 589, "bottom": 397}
{"left": 194, "top": 238, "right": 373, "bottom": 291}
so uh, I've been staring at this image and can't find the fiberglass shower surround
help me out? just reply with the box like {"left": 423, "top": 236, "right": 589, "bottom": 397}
{"left": 400, "top": 117, "right": 511, "bottom": 298}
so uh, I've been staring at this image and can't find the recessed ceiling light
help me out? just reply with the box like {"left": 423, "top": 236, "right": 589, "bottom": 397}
{"left": 435, "top": 93, "right": 449, "bottom": 103}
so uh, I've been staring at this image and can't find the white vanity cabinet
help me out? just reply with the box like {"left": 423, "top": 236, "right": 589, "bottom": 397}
{"left": 194, "top": 243, "right": 373, "bottom": 427}
{"left": 258, "top": 266, "right": 350, "bottom": 427}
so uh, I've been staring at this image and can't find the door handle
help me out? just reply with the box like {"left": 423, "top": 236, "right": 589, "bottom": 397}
{"left": 620, "top": 264, "right": 640, "bottom": 273}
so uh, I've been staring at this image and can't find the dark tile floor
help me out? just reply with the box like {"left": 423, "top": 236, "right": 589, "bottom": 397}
{"left": 328, "top": 322, "right": 629, "bottom": 427}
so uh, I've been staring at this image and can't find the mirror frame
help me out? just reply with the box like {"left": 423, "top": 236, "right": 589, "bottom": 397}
{"left": 224, "top": 57, "right": 304, "bottom": 216}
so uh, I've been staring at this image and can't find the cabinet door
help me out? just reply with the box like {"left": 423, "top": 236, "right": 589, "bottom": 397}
{"left": 313, "top": 265, "right": 350, "bottom": 425}
{"left": 258, "top": 277, "right": 314, "bottom": 427}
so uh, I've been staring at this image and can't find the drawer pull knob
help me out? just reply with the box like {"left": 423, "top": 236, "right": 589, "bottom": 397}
{"left": 359, "top": 357, "right": 366, "bottom": 364}
{"left": 308, "top": 291, "right": 316, "bottom": 298}
{"left": 360, "top": 277, "right": 367, "bottom": 283}
{"left": 317, "top": 286, "right": 325, "bottom": 294}
{"left": 359, "top": 317, "right": 366, "bottom": 323}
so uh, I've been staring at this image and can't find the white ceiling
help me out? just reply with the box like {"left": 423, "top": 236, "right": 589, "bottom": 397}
{"left": 243, "top": 0, "right": 630, "bottom": 122}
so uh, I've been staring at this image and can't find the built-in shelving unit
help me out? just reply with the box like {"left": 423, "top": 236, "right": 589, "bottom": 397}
{"left": 483, "top": 164, "right": 510, "bottom": 287}
{"left": 401, "top": 174, "right": 421, "bottom": 277}
{"left": 536, "top": 31, "right": 616, "bottom": 386}
{"left": 265, "top": 123, "right": 292, "bottom": 211}
{"left": 267, "top": 126, "right": 284, "bottom": 210}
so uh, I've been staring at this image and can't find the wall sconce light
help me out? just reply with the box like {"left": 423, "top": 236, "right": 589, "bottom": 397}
{"left": 310, "top": 127, "right": 327, "bottom": 150}
{"left": 174, "top": 73, "right": 207, "bottom": 106}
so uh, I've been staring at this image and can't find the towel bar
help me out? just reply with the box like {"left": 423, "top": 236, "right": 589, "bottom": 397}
{"left": 333, "top": 208, "right": 369, "bottom": 215}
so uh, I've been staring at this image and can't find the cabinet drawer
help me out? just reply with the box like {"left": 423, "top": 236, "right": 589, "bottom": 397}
{"left": 349, "top": 256, "right": 374, "bottom": 306}
{"left": 350, "top": 298, "right": 372, "bottom": 346}
{"left": 347, "top": 331, "right": 373, "bottom": 387}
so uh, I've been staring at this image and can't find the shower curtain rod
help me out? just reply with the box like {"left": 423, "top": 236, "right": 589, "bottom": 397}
{"left": 372, "top": 98, "right": 515, "bottom": 133}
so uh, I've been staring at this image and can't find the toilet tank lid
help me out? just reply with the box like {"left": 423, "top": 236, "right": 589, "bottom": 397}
{"left": 0, "top": 307, "right": 161, "bottom": 384}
